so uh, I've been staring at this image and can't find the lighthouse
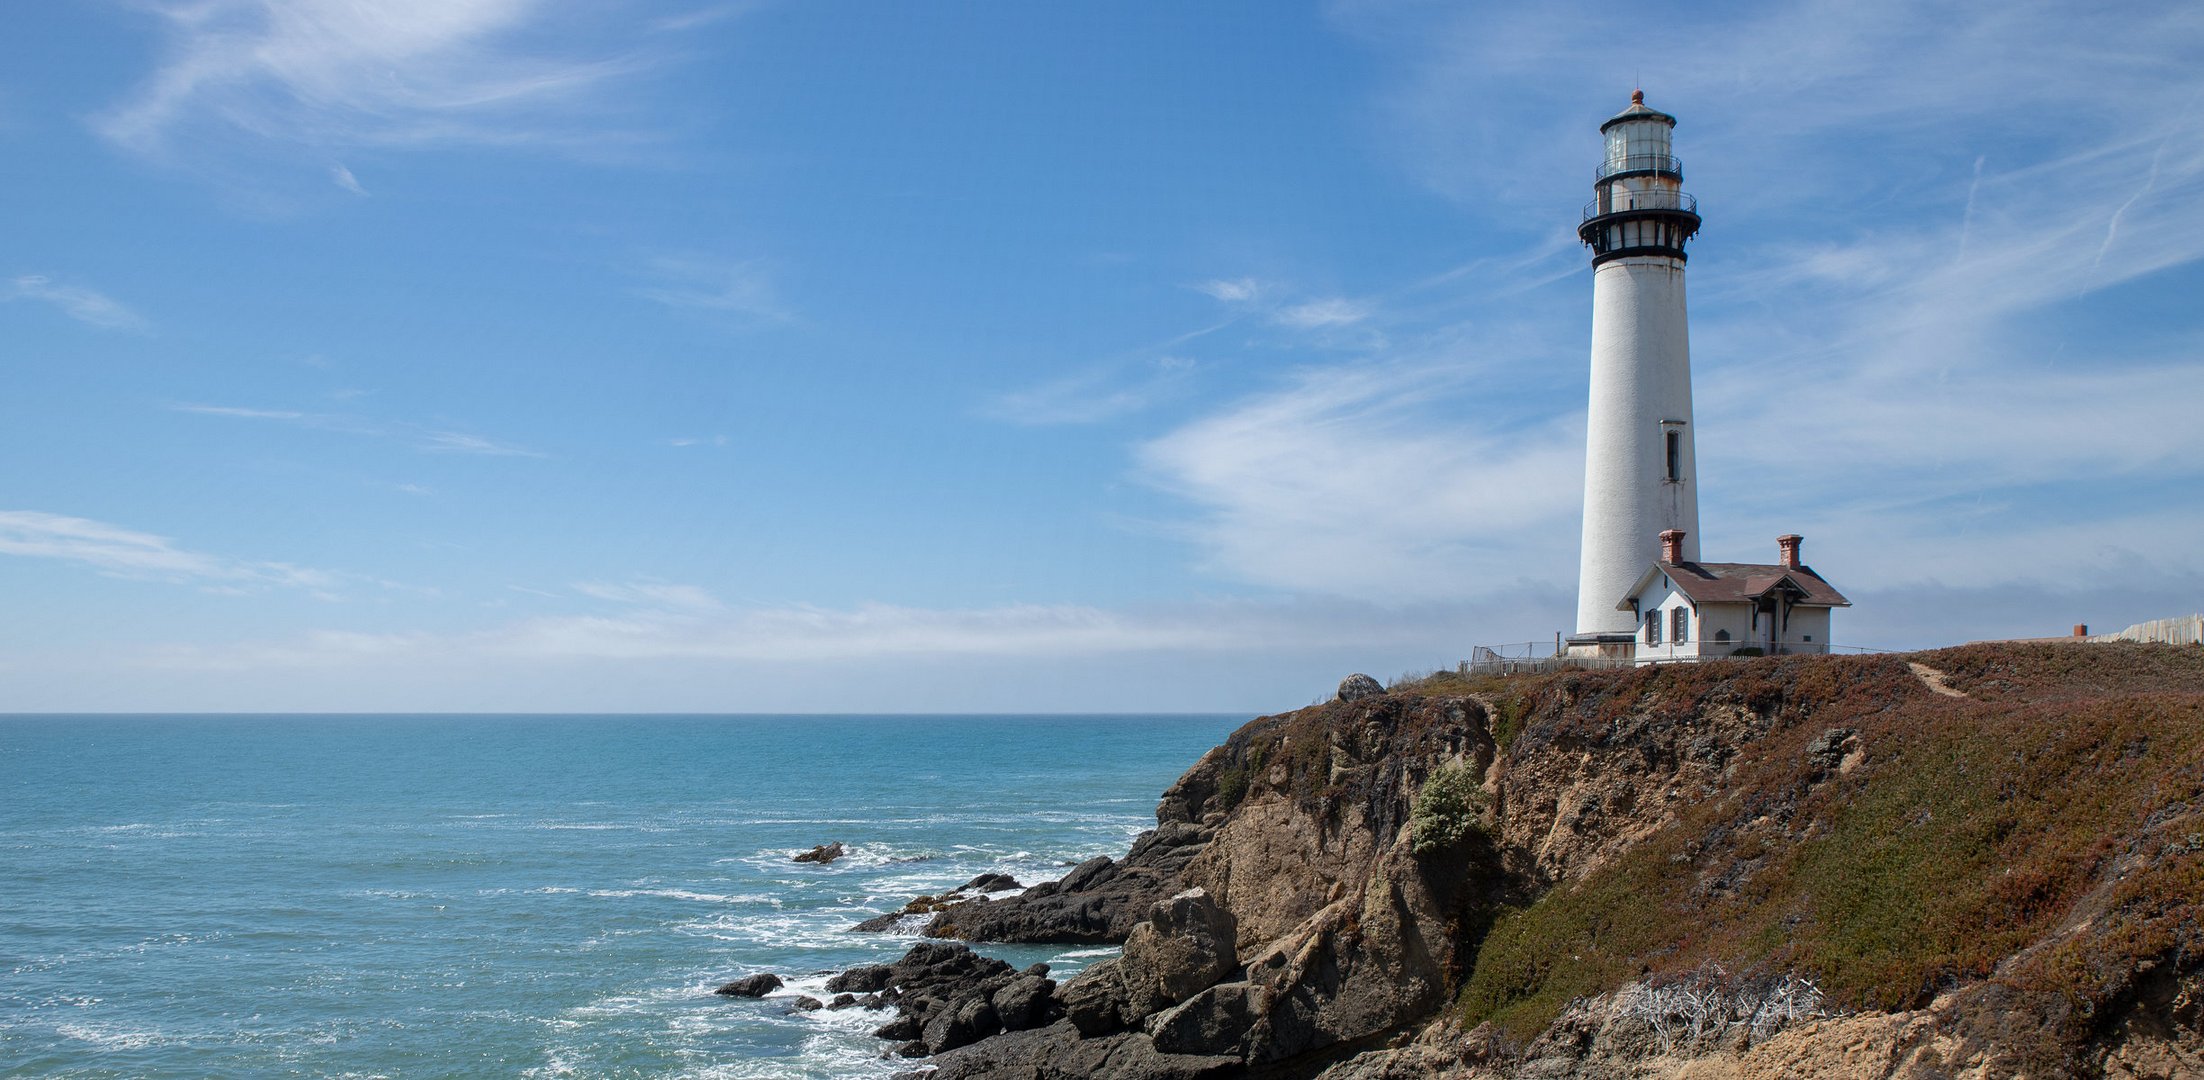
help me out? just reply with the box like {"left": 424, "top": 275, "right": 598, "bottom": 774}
{"left": 1570, "top": 91, "right": 1703, "bottom": 651}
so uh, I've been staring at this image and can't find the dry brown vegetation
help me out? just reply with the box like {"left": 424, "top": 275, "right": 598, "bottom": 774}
{"left": 1443, "top": 643, "right": 2204, "bottom": 1072}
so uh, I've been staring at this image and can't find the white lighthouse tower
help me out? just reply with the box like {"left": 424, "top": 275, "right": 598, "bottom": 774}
{"left": 1570, "top": 91, "right": 1703, "bottom": 652}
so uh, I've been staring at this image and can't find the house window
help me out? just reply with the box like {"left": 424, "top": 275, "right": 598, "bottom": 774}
{"left": 1644, "top": 609, "right": 1662, "bottom": 646}
{"left": 1664, "top": 430, "right": 1681, "bottom": 482}
{"left": 1715, "top": 629, "right": 1731, "bottom": 644}
{"left": 1672, "top": 607, "right": 1689, "bottom": 644}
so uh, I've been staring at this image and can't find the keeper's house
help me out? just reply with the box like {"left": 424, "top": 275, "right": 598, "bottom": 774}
{"left": 1621, "top": 532, "right": 1849, "bottom": 665}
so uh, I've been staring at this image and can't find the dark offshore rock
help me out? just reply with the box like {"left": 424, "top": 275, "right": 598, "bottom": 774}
{"left": 792, "top": 995, "right": 824, "bottom": 1011}
{"left": 920, "top": 822, "right": 1214, "bottom": 944}
{"left": 827, "top": 993, "right": 858, "bottom": 1009}
{"left": 713, "top": 973, "right": 783, "bottom": 997}
{"left": 792, "top": 841, "right": 846, "bottom": 864}
{"left": 1336, "top": 673, "right": 1384, "bottom": 702}
{"left": 828, "top": 941, "right": 1051, "bottom": 1060}
{"left": 827, "top": 963, "right": 893, "bottom": 994}
{"left": 849, "top": 873, "right": 1029, "bottom": 933}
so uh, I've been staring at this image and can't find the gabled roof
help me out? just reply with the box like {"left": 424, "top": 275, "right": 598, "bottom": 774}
{"left": 1617, "top": 561, "right": 1851, "bottom": 611}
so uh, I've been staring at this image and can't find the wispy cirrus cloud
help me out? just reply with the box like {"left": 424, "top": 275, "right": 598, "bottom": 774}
{"left": 0, "top": 510, "right": 339, "bottom": 594}
{"left": 572, "top": 580, "right": 724, "bottom": 613}
{"left": 8, "top": 274, "right": 149, "bottom": 332}
{"left": 984, "top": 356, "right": 1196, "bottom": 426}
{"left": 170, "top": 402, "right": 543, "bottom": 457}
{"left": 629, "top": 256, "right": 791, "bottom": 323}
{"left": 1185, "top": 276, "right": 1383, "bottom": 349}
{"left": 95, "top": 0, "right": 668, "bottom": 163}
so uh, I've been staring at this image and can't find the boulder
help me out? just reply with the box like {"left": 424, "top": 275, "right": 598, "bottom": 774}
{"left": 1061, "top": 958, "right": 1133, "bottom": 1036}
{"left": 1336, "top": 673, "right": 1384, "bottom": 702}
{"left": 827, "top": 993, "right": 858, "bottom": 1009}
{"left": 792, "top": 995, "right": 824, "bottom": 1011}
{"left": 792, "top": 841, "right": 846, "bottom": 864}
{"left": 922, "top": 993, "right": 1001, "bottom": 1054}
{"left": 990, "top": 973, "right": 1056, "bottom": 1031}
{"left": 1149, "top": 982, "right": 1265, "bottom": 1058}
{"left": 713, "top": 973, "right": 783, "bottom": 998}
{"left": 1118, "top": 888, "right": 1240, "bottom": 1020}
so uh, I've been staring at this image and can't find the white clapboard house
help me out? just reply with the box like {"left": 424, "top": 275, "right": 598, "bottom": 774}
{"left": 1620, "top": 532, "right": 1849, "bottom": 665}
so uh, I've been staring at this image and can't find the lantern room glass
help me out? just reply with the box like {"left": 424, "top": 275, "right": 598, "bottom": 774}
{"left": 1604, "top": 119, "right": 1672, "bottom": 173}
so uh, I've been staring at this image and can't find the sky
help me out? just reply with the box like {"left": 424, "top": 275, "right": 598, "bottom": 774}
{"left": 4, "top": 0, "right": 2202, "bottom": 713}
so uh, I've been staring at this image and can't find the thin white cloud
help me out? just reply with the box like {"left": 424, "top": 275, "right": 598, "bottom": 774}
{"left": 1193, "top": 278, "right": 1262, "bottom": 304}
{"left": 8, "top": 275, "right": 149, "bottom": 332}
{"left": 667, "top": 435, "right": 729, "bottom": 447}
{"left": 170, "top": 401, "right": 543, "bottom": 457}
{"left": 329, "top": 162, "right": 369, "bottom": 195}
{"left": 96, "top": 0, "right": 659, "bottom": 162}
{"left": 416, "top": 430, "right": 540, "bottom": 457}
{"left": 0, "top": 510, "right": 339, "bottom": 593}
{"left": 984, "top": 356, "right": 1196, "bottom": 426}
{"left": 1275, "top": 297, "right": 1372, "bottom": 329}
{"left": 1188, "top": 275, "right": 1382, "bottom": 342}
{"left": 573, "top": 580, "right": 724, "bottom": 613}
{"left": 630, "top": 256, "right": 790, "bottom": 323}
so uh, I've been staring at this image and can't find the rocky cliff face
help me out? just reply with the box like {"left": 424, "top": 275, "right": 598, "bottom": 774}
{"left": 883, "top": 643, "right": 2204, "bottom": 1079}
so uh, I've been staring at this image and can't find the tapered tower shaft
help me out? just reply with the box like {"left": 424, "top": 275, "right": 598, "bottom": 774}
{"left": 1573, "top": 92, "right": 1703, "bottom": 638}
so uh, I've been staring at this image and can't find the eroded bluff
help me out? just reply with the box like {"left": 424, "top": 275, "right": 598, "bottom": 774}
{"left": 899, "top": 691, "right": 1510, "bottom": 1078}
{"left": 865, "top": 646, "right": 2204, "bottom": 1079}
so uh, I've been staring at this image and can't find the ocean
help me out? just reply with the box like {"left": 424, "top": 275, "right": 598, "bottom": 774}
{"left": 0, "top": 714, "right": 1237, "bottom": 1078}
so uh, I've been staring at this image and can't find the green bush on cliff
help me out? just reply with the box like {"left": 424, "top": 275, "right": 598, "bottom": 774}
{"left": 1410, "top": 761, "right": 1485, "bottom": 857}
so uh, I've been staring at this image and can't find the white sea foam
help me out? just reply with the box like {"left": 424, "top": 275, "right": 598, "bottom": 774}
{"left": 586, "top": 888, "right": 772, "bottom": 904}
{"left": 55, "top": 1021, "right": 169, "bottom": 1050}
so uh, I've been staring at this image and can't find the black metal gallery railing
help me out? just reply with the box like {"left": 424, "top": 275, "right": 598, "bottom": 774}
{"left": 1595, "top": 153, "right": 1683, "bottom": 181}
{"left": 1581, "top": 190, "right": 1698, "bottom": 223}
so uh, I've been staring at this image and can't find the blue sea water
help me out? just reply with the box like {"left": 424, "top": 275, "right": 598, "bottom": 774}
{"left": 0, "top": 714, "right": 1236, "bottom": 1078}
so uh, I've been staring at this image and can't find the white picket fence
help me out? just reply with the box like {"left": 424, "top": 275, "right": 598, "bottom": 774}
{"left": 2089, "top": 615, "right": 2204, "bottom": 646}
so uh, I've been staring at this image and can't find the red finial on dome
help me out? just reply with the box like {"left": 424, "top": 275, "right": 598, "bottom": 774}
{"left": 1631, "top": 89, "right": 1645, "bottom": 106}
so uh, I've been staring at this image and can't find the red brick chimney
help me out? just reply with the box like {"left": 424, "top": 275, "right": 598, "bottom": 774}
{"left": 1660, "top": 529, "right": 1685, "bottom": 564}
{"left": 1777, "top": 534, "right": 1803, "bottom": 569}
{"left": 2073, "top": 624, "right": 2089, "bottom": 638}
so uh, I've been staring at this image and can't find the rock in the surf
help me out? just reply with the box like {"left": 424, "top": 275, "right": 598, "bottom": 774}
{"left": 792, "top": 841, "right": 846, "bottom": 864}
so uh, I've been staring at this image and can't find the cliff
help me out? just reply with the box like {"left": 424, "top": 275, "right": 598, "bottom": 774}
{"left": 878, "top": 642, "right": 2204, "bottom": 1079}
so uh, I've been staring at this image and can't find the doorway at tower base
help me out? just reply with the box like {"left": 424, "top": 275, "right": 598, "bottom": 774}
{"left": 1564, "top": 632, "right": 1637, "bottom": 663}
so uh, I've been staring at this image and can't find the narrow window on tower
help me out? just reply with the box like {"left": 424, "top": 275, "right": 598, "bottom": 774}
{"left": 1665, "top": 430, "right": 1681, "bottom": 482}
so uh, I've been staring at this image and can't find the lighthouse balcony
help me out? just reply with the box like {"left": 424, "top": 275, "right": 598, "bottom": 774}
{"left": 1580, "top": 190, "right": 1697, "bottom": 223}
{"left": 1594, "top": 153, "right": 1683, "bottom": 182}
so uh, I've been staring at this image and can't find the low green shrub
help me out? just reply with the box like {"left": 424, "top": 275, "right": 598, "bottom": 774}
{"left": 1411, "top": 762, "right": 1487, "bottom": 857}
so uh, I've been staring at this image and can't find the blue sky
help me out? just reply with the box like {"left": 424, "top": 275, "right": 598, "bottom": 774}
{"left": 5, "top": 1, "right": 2201, "bottom": 712}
